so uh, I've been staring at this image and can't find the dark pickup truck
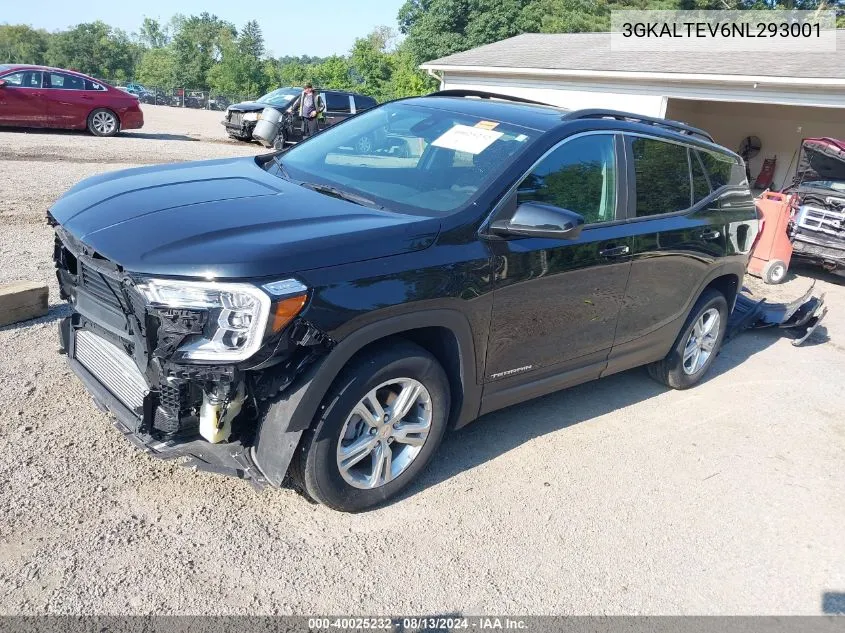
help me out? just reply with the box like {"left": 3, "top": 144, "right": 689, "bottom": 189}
{"left": 51, "top": 91, "right": 758, "bottom": 512}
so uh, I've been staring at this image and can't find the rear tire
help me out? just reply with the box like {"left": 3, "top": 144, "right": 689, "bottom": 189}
{"left": 87, "top": 108, "right": 119, "bottom": 137}
{"left": 292, "top": 342, "right": 450, "bottom": 512}
{"left": 762, "top": 259, "right": 787, "bottom": 284}
{"left": 647, "top": 289, "right": 728, "bottom": 389}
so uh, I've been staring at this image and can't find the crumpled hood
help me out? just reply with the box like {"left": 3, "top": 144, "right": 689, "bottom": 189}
{"left": 50, "top": 156, "right": 440, "bottom": 279}
{"left": 227, "top": 101, "right": 270, "bottom": 112}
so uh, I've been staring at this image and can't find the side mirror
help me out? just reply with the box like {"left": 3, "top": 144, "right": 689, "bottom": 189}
{"left": 489, "top": 202, "right": 585, "bottom": 240}
{"left": 0, "top": 80, "right": 6, "bottom": 88}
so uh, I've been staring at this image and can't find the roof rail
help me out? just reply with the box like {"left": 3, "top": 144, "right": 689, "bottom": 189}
{"left": 563, "top": 109, "right": 714, "bottom": 142}
{"left": 426, "top": 89, "right": 565, "bottom": 109}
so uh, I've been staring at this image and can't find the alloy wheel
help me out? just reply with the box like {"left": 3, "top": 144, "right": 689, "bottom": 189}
{"left": 336, "top": 378, "right": 432, "bottom": 489}
{"left": 92, "top": 111, "right": 117, "bottom": 135}
{"left": 682, "top": 308, "right": 721, "bottom": 375}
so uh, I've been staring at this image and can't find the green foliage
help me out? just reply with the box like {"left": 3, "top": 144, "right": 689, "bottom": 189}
{"left": 136, "top": 47, "right": 176, "bottom": 88}
{"left": 0, "top": 24, "right": 50, "bottom": 65}
{"left": 46, "top": 21, "right": 136, "bottom": 81}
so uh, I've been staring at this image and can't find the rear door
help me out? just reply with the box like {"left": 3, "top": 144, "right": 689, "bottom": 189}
{"left": 323, "top": 91, "right": 352, "bottom": 128}
{"left": 607, "top": 134, "right": 731, "bottom": 373}
{"left": 43, "top": 71, "right": 91, "bottom": 128}
{"left": 0, "top": 70, "right": 45, "bottom": 125}
{"left": 485, "top": 132, "right": 634, "bottom": 385}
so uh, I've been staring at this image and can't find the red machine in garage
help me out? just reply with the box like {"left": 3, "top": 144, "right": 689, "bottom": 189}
{"left": 748, "top": 191, "right": 795, "bottom": 284}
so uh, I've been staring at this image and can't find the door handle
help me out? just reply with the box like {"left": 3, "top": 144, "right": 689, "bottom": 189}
{"left": 698, "top": 229, "right": 721, "bottom": 241}
{"left": 599, "top": 245, "right": 630, "bottom": 258}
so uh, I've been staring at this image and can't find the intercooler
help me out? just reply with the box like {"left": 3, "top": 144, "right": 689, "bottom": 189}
{"left": 74, "top": 330, "right": 148, "bottom": 411}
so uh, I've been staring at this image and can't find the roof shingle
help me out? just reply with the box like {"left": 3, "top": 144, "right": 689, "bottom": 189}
{"left": 422, "top": 31, "right": 845, "bottom": 79}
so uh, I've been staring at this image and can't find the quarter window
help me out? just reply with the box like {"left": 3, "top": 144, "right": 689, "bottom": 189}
{"left": 631, "top": 137, "right": 692, "bottom": 217}
{"left": 697, "top": 149, "right": 737, "bottom": 189}
{"left": 517, "top": 134, "right": 617, "bottom": 224}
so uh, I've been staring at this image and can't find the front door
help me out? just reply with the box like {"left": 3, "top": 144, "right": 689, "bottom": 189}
{"left": 0, "top": 70, "right": 45, "bottom": 125}
{"left": 485, "top": 132, "right": 633, "bottom": 384}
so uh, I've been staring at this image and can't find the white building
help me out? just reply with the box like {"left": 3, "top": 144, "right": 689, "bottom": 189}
{"left": 421, "top": 31, "right": 845, "bottom": 188}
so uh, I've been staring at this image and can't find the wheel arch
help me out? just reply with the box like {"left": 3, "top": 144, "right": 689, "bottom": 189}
{"left": 252, "top": 310, "right": 481, "bottom": 486}
{"left": 700, "top": 269, "right": 741, "bottom": 311}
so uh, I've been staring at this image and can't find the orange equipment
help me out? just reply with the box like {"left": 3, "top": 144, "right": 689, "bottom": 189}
{"left": 748, "top": 191, "right": 795, "bottom": 284}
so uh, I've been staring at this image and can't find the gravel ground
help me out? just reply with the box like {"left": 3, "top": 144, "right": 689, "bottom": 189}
{"left": 1, "top": 105, "right": 844, "bottom": 616}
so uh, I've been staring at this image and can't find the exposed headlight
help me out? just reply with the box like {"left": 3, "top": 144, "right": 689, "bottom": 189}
{"left": 138, "top": 278, "right": 307, "bottom": 362}
{"left": 243, "top": 112, "right": 261, "bottom": 121}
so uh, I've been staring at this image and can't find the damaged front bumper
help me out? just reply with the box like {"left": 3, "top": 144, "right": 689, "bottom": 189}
{"left": 52, "top": 225, "right": 331, "bottom": 486}
{"left": 725, "top": 282, "right": 828, "bottom": 346}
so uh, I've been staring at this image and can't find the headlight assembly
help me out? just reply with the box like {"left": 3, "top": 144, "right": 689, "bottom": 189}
{"left": 138, "top": 278, "right": 307, "bottom": 362}
{"left": 243, "top": 112, "right": 261, "bottom": 122}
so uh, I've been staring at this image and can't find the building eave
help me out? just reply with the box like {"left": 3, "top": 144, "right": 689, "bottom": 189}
{"left": 418, "top": 63, "right": 845, "bottom": 88}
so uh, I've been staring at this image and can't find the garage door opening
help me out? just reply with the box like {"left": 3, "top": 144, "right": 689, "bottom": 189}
{"left": 666, "top": 99, "right": 845, "bottom": 193}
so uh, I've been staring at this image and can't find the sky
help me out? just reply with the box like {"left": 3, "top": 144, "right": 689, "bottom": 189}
{"left": 4, "top": 0, "right": 407, "bottom": 57}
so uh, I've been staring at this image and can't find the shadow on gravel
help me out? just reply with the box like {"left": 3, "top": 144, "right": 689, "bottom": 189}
{"left": 0, "top": 303, "right": 70, "bottom": 333}
{"left": 402, "top": 327, "right": 784, "bottom": 502}
{"left": 0, "top": 127, "right": 201, "bottom": 142}
{"left": 122, "top": 131, "right": 200, "bottom": 141}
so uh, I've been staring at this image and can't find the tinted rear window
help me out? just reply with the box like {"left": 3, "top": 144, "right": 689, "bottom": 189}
{"left": 354, "top": 95, "right": 377, "bottom": 110}
{"left": 631, "top": 137, "right": 692, "bottom": 217}
{"left": 325, "top": 92, "right": 351, "bottom": 112}
{"left": 697, "top": 148, "right": 746, "bottom": 189}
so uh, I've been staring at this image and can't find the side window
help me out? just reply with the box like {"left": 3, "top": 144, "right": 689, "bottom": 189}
{"left": 697, "top": 149, "right": 737, "bottom": 189}
{"left": 324, "top": 91, "right": 351, "bottom": 113}
{"left": 354, "top": 95, "right": 376, "bottom": 111}
{"left": 517, "top": 134, "right": 617, "bottom": 224}
{"left": 690, "top": 149, "right": 711, "bottom": 203}
{"left": 85, "top": 79, "right": 106, "bottom": 91}
{"left": 1, "top": 71, "right": 41, "bottom": 88}
{"left": 45, "top": 72, "right": 85, "bottom": 90}
{"left": 631, "top": 137, "right": 692, "bottom": 217}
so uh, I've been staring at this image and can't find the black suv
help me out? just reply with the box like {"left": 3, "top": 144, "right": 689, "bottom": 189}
{"left": 50, "top": 90, "right": 757, "bottom": 512}
{"left": 222, "top": 86, "right": 377, "bottom": 146}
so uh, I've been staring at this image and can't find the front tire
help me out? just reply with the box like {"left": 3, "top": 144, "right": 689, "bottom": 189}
{"left": 647, "top": 289, "right": 728, "bottom": 389}
{"left": 87, "top": 108, "right": 119, "bottom": 136}
{"left": 292, "top": 342, "right": 450, "bottom": 512}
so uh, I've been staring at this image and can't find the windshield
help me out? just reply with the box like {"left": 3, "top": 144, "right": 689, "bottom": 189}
{"left": 275, "top": 102, "right": 539, "bottom": 216}
{"left": 258, "top": 87, "right": 300, "bottom": 106}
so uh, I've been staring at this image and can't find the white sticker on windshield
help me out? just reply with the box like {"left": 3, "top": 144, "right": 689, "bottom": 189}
{"left": 432, "top": 124, "right": 504, "bottom": 155}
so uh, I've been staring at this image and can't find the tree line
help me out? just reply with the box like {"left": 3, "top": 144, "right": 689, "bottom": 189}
{"left": 1, "top": 0, "right": 841, "bottom": 102}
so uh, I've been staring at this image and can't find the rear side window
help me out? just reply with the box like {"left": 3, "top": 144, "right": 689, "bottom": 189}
{"left": 690, "top": 150, "right": 711, "bottom": 203}
{"left": 517, "top": 134, "right": 617, "bottom": 224}
{"left": 697, "top": 149, "right": 740, "bottom": 189}
{"left": 631, "top": 137, "right": 691, "bottom": 217}
{"left": 324, "top": 92, "right": 351, "bottom": 113}
{"left": 85, "top": 79, "right": 106, "bottom": 91}
{"left": 45, "top": 72, "right": 85, "bottom": 90}
{"left": 354, "top": 95, "right": 377, "bottom": 111}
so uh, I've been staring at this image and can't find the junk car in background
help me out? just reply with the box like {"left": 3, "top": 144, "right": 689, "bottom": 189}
{"left": 783, "top": 137, "right": 845, "bottom": 272}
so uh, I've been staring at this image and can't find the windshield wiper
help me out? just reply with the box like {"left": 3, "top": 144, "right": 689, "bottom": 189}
{"left": 299, "top": 181, "right": 384, "bottom": 210}
{"left": 271, "top": 155, "right": 291, "bottom": 180}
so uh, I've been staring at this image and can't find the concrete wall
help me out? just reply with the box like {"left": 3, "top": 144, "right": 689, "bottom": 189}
{"left": 666, "top": 99, "right": 845, "bottom": 190}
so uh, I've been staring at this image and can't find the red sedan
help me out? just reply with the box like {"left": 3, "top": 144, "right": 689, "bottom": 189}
{"left": 0, "top": 64, "right": 143, "bottom": 136}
